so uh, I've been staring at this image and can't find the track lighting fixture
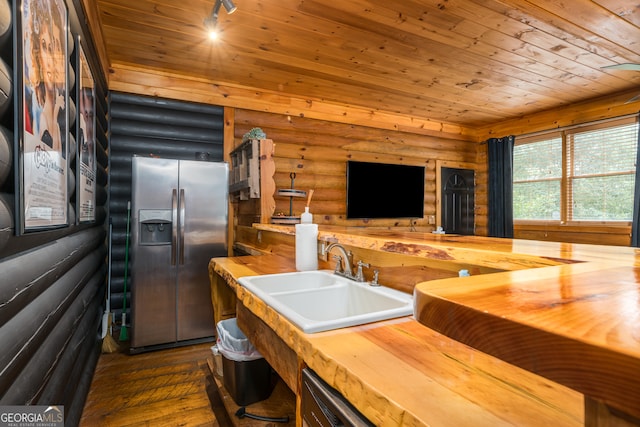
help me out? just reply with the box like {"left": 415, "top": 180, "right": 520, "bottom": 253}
{"left": 221, "top": 0, "right": 237, "bottom": 14}
{"left": 204, "top": 0, "right": 236, "bottom": 40}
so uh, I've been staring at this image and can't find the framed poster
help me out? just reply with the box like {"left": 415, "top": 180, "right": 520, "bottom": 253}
{"left": 77, "top": 40, "right": 96, "bottom": 223}
{"left": 16, "top": 0, "right": 69, "bottom": 233}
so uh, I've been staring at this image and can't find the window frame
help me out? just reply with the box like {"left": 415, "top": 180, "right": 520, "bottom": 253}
{"left": 513, "top": 116, "right": 638, "bottom": 226}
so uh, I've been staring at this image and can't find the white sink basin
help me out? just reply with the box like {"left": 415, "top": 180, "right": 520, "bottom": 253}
{"left": 238, "top": 270, "right": 413, "bottom": 333}
{"left": 240, "top": 270, "right": 339, "bottom": 293}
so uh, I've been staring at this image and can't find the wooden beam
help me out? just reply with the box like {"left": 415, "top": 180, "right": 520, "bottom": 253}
{"left": 224, "top": 107, "right": 235, "bottom": 257}
{"left": 107, "top": 64, "right": 477, "bottom": 140}
{"left": 477, "top": 88, "right": 640, "bottom": 138}
{"left": 79, "top": 0, "right": 111, "bottom": 81}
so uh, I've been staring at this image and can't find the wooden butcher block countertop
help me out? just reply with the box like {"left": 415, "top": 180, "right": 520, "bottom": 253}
{"left": 414, "top": 261, "right": 640, "bottom": 422}
{"left": 211, "top": 253, "right": 584, "bottom": 427}
{"left": 253, "top": 223, "right": 639, "bottom": 269}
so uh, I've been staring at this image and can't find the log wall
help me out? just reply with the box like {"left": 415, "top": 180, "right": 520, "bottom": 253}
{"left": 232, "top": 109, "right": 481, "bottom": 231}
{"left": 107, "top": 92, "right": 225, "bottom": 324}
{"left": 231, "top": 105, "right": 632, "bottom": 245}
{"left": 0, "top": 1, "right": 109, "bottom": 425}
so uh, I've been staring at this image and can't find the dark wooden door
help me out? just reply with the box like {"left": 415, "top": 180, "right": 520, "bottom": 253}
{"left": 441, "top": 167, "right": 475, "bottom": 235}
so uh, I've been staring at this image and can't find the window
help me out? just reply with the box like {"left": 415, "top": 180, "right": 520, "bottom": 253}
{"left": 513, "top": 135, "right": 562, "bottom": 220}
{"left": 513, "top": 117, "right": 638, "bottom": 223}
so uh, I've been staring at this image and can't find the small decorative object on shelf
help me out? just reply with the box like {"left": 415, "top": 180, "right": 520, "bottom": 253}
{"left": 272, "top": 172, "right": 307, "bottom": 224}
{"left": 242, "top": 127, "right": 267, "bottom": 143}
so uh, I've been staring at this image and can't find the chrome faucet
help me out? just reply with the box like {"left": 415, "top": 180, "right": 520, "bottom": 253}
{"left": 354, "top": 260, "right": 370, "bottom": 282}
{"left": 325, "top": 243, "right": 354, "bottom": 279}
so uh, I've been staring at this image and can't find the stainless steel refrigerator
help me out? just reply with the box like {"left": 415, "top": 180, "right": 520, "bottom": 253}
{"left": 130, "top": 156, "right": 228, "bottom": 352}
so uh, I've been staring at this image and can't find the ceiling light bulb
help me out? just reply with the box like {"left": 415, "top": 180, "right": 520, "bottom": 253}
{"left": 221, "top": 0, "right": 237, "bottom": 14}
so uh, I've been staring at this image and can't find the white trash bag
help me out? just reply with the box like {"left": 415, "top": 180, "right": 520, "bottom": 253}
{"left": 216, "top": 318, "right": 263, "bottom": 362}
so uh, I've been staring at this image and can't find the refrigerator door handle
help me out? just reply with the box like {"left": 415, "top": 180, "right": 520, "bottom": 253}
{"left": 172, "top": 189, "right": 178, "bottom": 265}
{"left": 179, "top": 188, "right": 186, "bottom": 265}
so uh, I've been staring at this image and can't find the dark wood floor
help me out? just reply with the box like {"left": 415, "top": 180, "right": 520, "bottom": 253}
{"left": 80, "top": 340, "right": 228, "bottom": 427}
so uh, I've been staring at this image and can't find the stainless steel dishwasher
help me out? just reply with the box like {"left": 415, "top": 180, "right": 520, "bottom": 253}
{"left": 301, "top": 368, "right": 374, "bottom": 427}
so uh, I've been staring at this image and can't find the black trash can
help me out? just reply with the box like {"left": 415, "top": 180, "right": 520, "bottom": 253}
{"left": 216, "top": 318, "right": 274, "bottom": 406}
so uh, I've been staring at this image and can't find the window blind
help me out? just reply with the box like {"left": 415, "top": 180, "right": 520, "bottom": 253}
{"left": 566, "top": 118, "right": 637, "bottom": 221}
{"left": 513, "top": 135, "right": 562, "bottom": 220}
{"left": 513, "top": 116, "right": 638, "bottom": 222}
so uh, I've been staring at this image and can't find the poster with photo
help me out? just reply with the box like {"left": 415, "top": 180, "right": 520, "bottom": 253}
{"left": 78, "top": 43, "right": 96, "bottom": 222}
{"left": 20, "top": 0, "right": 69, "bottom": 231}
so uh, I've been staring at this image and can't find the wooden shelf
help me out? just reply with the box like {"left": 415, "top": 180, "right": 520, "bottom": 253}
{"left": 276, "top": 189, "right": 306, "bottom": 198}
{"left": 270, "top": 216, "right": 300, "bottom": 225}
{"left": 272, "top": 175, "right": 307, "bottom": 224}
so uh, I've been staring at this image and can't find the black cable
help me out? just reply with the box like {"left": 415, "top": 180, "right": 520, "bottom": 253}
{"left": 235, "top": 407, "right": 290, "bottom": 423}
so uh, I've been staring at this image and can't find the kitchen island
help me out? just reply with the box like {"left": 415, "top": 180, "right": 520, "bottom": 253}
{"left": 210, "top": 224, "right": 640, "bottom": 426}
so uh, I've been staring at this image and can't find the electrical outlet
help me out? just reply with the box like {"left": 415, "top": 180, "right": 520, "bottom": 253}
{"left": 428, "top": 215, "right": 436, "bottom": 224}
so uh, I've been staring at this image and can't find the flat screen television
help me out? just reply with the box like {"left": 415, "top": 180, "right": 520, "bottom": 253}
{"left": 346, "top": 161, "right": 425, "bottom": 219}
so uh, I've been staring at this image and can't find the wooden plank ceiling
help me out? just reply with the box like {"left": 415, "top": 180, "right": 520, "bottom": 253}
{"left": 92, "top": 0, "right": 640, "bottom": 128}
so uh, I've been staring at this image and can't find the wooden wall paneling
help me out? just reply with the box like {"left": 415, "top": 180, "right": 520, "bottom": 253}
{"left": 234, "top": 108, "right": 474, "bottom": 145}
{"left": 107, "top": 65, "right": 476, "bottom": 140}
{"left": 234, "top": 199, "right": 261, "bottom": 228}
{"left": 233, "top": 225, "right": 295, "bottom": 258}
{"left": 233, "top": 109, "right": 480, "bottom": 230}
{"left": 475, "top": 142, "right": 489, "bottom": 236}
{"left": 514, "top": 224, "right": 631, "bottom": 246}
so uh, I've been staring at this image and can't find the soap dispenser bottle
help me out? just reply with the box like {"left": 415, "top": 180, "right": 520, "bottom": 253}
{"left": 295, "top": 206, "right": 318, "bottom": 271}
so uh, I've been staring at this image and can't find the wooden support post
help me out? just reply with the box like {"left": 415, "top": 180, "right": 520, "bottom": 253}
{"left": 259, "top": 139, "right": 276, "bottom": 223}
{"left": 208, "top": 266, "right": 237, "bottom": 328}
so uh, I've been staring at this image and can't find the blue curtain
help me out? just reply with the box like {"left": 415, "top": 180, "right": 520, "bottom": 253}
{"left": 487, "top": 135, "right": 515, "bottom": 238}
{"left": 630, "top": 114, "right": 640, "bottom": 247}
